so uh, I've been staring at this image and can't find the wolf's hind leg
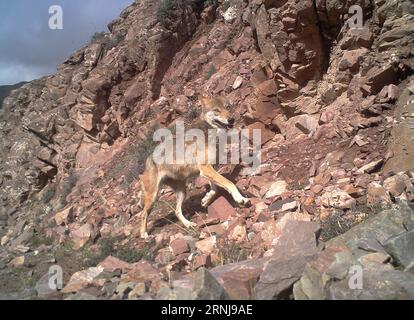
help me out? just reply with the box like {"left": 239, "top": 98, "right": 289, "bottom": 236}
{"left": 171, "top": 181, "right": 197, "bottom": 229}
{"left": 139, "top": 161, "right": 161, "bottom": 239}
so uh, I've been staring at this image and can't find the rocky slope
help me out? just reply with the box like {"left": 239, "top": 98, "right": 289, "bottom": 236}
{"left": 0, "top": 0, "right": 413, "bottom": 300}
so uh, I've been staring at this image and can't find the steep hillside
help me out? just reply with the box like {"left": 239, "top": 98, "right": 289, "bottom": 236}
{"left": 0, "top": 0, "right": 413, "bottom": 300}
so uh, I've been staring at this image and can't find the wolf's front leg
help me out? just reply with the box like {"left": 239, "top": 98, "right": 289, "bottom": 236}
{"left": 199, "top": 165, "right": 250, "bottom": 207}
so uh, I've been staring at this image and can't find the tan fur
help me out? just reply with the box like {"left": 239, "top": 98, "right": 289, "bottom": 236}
{"left": 139, "top": 95, "right": 250, "bottom": 238}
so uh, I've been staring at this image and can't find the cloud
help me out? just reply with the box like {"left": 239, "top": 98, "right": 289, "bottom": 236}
{"left": 0, "top": 0, "right": 134, "bottom": 85}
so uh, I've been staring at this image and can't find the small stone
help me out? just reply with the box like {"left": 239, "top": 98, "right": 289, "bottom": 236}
{"left": 222, "top": 6, "right": 237, "bottom": 23}
{"left": 195, "top": 236, "right": 216, "bottom": 254}
{"left": 265, "top": 180, "right": 288, "bottom": 199}
{"left": 232, "top": 76, "right": 243, "bottom": 90}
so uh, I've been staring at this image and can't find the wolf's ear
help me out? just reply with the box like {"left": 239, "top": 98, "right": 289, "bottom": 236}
{"left": 217, "top": 96, "right": 230, "bottom": 108}
{"left": 198, "top": 93, "right": 210, "bottom": 107}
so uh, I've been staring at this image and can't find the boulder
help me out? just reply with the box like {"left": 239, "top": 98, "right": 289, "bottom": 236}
{"left": 294, "top": 202, "right": 414, "bottom": 300}
{"left": 384, "top": 230, "right": 414, "bottom": 272}
{"left": 255, "top": 220, "right": 320, "bottom": 299}
{"left": 210, "top": 259, "right": 266, "bottom": 300}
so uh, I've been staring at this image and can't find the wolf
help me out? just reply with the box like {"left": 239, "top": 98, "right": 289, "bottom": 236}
{"left": 139, "top": 95, "right": 250, "bottom": 239}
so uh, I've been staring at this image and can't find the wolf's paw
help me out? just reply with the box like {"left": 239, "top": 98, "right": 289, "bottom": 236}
{"left": 183, "top": 220, "right": 198, "bottom": 229}
{"left": 140, "top": 231, "right": 149, "bottom": 239}
{"left": 201, "top": 192, "right": 215, "bottom": 208}
{"left": 237, "top": 197, "right": 251, "bottom": 207}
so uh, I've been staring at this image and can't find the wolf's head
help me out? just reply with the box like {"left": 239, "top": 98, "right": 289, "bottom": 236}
{"left": 198, "top": 95, "right": 235, "bottom": 129}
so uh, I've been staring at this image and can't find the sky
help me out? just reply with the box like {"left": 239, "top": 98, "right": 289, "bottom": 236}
{"left": 0, "top": 0, "right": 134, "bottom": 85}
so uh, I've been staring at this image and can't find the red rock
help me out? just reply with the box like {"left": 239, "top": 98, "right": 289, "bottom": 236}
{"left": 195, "top": 214, "right": 220, "bottom": 227}
{"left": 246, "top": 122, "right": 275, "bottom": 145}
{"left": 256, "top": 79, "right": 278, "bottom": 97}
{"left": 378, "top": 84, "right": 399, "bottom": 103}
{"left": 236, "top": 179, "right": 249, "bottom": 192}
{"left": 99, "top": 256, "right": 133, "bottom": 273}
{"left": 340, "top": 28, "right": 374, "bottom": 50}
{"left": 280, "top": 200, "right": 298, "bottom": 212}
{"left": 208, "top": 197, "right": 236, "bottom": 222}
{"left": 210, "top": 259, "right": 265, "bottom": 300}
{"left": 366, "top": 65, "right": 398, "bottom": 94}
{"left": 338, "top": 49, "right": 367, "bottom": 72}
{"left": 169, "top": 238, "right": 189, "bottom": 256}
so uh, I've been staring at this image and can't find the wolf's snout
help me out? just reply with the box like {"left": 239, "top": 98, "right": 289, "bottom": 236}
{"left": 228, "top": 117, "right": 235, "bottom": 125}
